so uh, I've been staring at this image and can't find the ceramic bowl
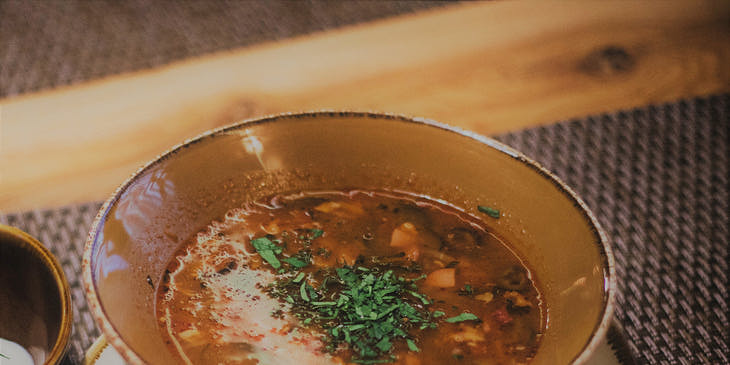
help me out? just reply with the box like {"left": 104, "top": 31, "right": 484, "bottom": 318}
{"left": 83, "top": 111, "right": 615, "bottom": 364}
{"left": 0, "top": 224, "right": 72, "bottom": 364}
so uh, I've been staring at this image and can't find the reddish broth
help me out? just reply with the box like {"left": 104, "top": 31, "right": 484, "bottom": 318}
{"left": 156, "top": 190, "right": 544, "bottom": 364}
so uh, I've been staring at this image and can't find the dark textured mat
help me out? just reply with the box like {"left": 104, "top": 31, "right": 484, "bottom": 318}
{"left": 2, "top": 94, "right": 727, "bottom": 364}
{"left": 0, "top": 0, "right": 449, "bottom": 98}
{"left": 495, "top": 94, "right": 729, "bottom": 364}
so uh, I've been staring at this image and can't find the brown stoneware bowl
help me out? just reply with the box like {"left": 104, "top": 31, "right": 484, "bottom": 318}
{"left": 83, "top": 112, "right": 615, "bottom": 364}
{"left": 0, "top": 224, "right": 72, "bottom": 364}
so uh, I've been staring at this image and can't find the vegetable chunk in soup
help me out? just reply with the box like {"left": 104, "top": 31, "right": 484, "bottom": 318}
{"left": 156, "top": 190, "right": 544, "bottom": 364}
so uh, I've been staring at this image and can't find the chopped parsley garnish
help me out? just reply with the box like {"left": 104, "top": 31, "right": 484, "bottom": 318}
{"left": 444, "top": 312, "right": 480, "bottom": 323}
{"left": 406, "top": 339, "right": 420, "bottom": 352}
{"left": 298, "top": 228, "right": 325, "bottom": 246}
{"left": 300, "top": 281, "right": 310, "bottom": 301}
{"left": 251, "top": 237, "right": 283, "bottom": 268}
{"left": 293, "top": 272, "right": 306, "bottom": 283}
{"left": 282, "top": 256, "right": 309, "bottom": 268}
{"left": 351, "top": 359, "right": 394, "bottom": 364}
{"left": 255, "top": 229, "right": 482, "bottom": 363}
{"left": 458, "top": 284, "right": 473, "bottom": 296}
{"left": 252, "top": 236, "right": 314, "bottom": 270}
{"left": 266, "top": 265, "right": 440, "bottom": 363}
{"left": 309, "top": 228, "right": 324, "bottom": 239}
{"left": 477, "top": 205, "right": 500, "bottom": 218}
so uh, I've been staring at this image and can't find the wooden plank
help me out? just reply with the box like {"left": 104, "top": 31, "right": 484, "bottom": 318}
{"left": 1, "top": 1, "right": 728, "bottom": 212}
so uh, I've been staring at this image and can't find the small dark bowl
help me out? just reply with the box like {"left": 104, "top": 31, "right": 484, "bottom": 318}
{"left": 0, "top": 224, "right": 72, "bottom": 364}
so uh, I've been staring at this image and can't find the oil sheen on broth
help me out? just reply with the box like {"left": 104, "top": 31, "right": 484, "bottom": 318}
{"left": 156, "top": 190, "right": 543, "bottom": 364}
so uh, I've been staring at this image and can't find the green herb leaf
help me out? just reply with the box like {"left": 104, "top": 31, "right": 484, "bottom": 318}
{"left": 406, "top": 339, "right": 420, "bottom": 352}
{"left": 251, "top": 237, "right": 282, "bottom": 268}
{"left": 258, "top": 250, "right": 280, "bottom": 268}
{"left": 444, "top": 312, "right": 480, "bottom": 323}
{"left": 409, "top": 291, "right": 431, "bottom": 305}
{"left": 309, "top": 228, "right": 324, "bottom": 239}
{"left": 292, "top": 272, "right": 306, "bottom": 283}
{"left": 432, "top": 310, "right": 445, "bottom": 318}
{"left": 282, "top": 257, "right": 309, "bottom": 268}
{"left": 0, "top": 354, "right": 9, "bottom": 360}
{"left": 251, "top": 237, "right": 282, "bottom": 252}
{"left": 478, "top": 205, "right": 500, "bottom": 218}
{"left": 300, "top": 281, "right": 310, "bottom": 302}
{"left": 351, "top": 358, "right": 394, "bottom": 364}
{"left": 375, "top": 337, "right": 392, "bottom": 352}
{"left": 267, "top": 264, "right": 438, "bottom": 363}
{"left": 458, "top": 284, "right": 474, "bottom": 296}
{"left": 411, "top": 274, "right": 427, "bottom": 282}
{"left": 311, "top": 301, "right": 337, "bottom": 306}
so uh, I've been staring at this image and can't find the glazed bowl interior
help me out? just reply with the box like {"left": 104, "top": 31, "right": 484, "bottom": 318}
{"left": 0, "top": 225, "right": 72, "bottom": 365}
{"left": 84, "top": 112, "right": 613, "bottom": 364}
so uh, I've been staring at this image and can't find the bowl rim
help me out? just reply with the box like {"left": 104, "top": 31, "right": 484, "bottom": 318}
{"left": 82, "top": 110, "right": 616, "bottom": 365}
{"left": 0, "top": 223, "right": 73, "bottom": 365}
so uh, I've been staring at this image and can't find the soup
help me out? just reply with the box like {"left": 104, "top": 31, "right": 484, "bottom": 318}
{"left": 156, "top": 190, "right": 544, "bottom": 364}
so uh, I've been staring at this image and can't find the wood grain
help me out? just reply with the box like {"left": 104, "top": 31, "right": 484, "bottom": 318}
{"left": 1, "top": 1, "right": 728, "bottom": 212}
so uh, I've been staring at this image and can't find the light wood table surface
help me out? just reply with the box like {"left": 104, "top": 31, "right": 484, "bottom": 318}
{"left": 1, "top": 1, "right": 728, "bottom": 213}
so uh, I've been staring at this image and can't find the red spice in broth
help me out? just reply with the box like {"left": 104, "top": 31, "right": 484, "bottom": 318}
{"left": 156, "top": 190, "right": 544, "bottom": 364}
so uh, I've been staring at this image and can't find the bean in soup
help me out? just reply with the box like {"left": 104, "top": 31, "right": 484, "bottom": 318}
{"left": 156, "top": 190, "right": 544, "bottom": 364}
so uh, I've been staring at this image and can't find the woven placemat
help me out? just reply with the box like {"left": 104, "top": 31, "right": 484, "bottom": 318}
{"left": 0, "top": 0, "right": 448, "bottom": 98}
{"left": 495, "top": 94, "right": 729, "bottom": 364}
{"left": 2, "top": 94, "right": 727, "bottom": 364}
